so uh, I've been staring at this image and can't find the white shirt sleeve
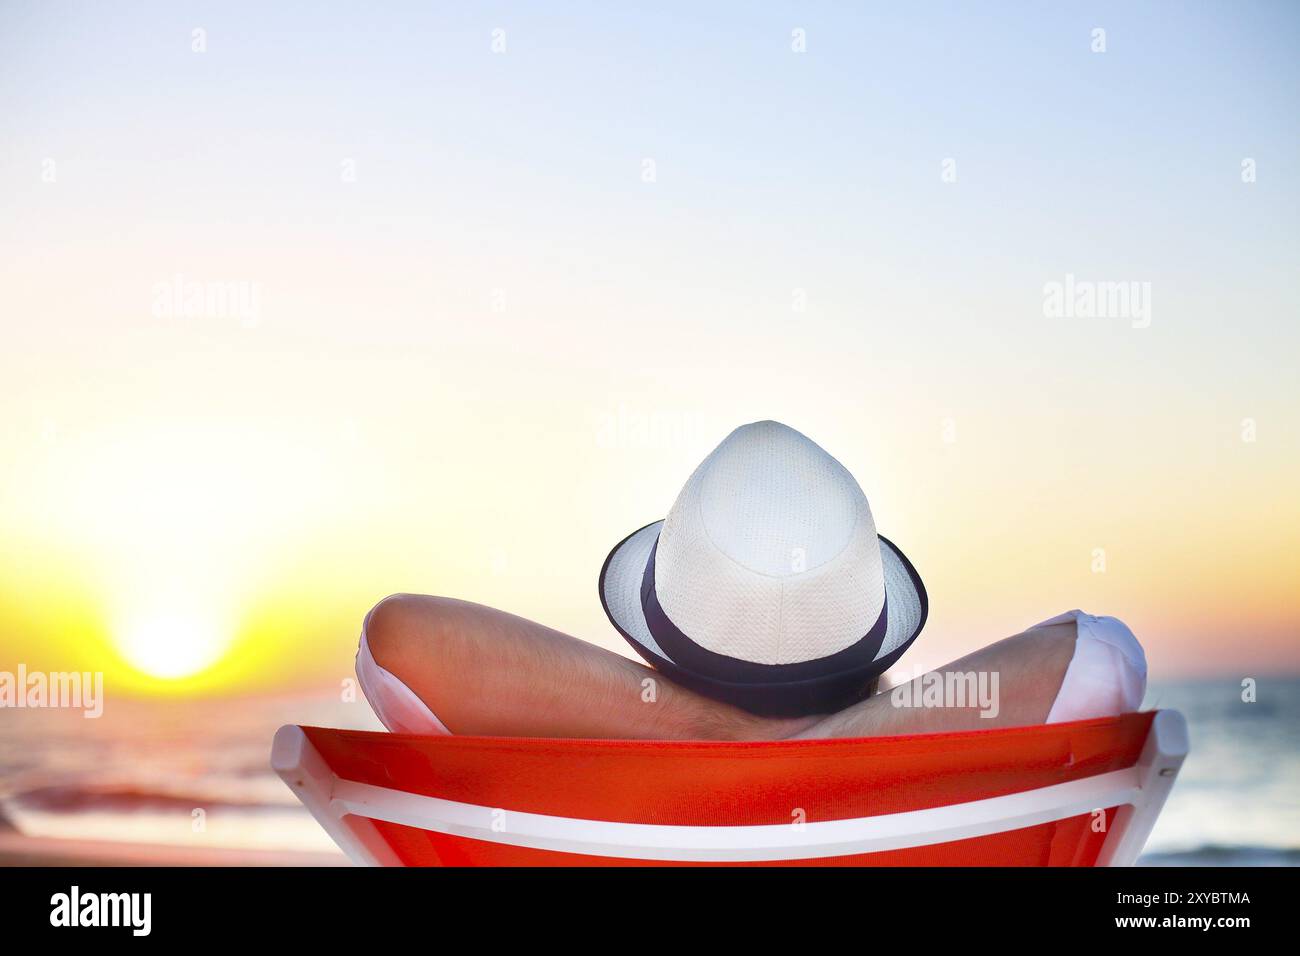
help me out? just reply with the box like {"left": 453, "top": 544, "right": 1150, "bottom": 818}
{"left": 1036, "top": 610, "right": 1148, "bottom": 724}
{"left": 355, "top": 619, "right": 451, "bottom": 735}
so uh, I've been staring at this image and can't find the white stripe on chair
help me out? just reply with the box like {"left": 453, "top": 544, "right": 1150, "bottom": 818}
{"left": 327, "top": 769, "right": 1141, "bottom": 863}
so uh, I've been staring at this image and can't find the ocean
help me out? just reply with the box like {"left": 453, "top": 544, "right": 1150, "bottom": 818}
{"left": 1, "top": 678, "right": 1296, "bottom": 865}
{"left": 1135, "top": 677, "right": 1299, "bottom": 865}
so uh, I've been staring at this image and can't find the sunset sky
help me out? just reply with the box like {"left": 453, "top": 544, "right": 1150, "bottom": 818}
{"left": 1, "top": 1, "right": 1297, "bottom": 700}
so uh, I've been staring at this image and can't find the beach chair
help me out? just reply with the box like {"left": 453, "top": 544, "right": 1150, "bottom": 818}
{"left": 272, "top": 709, "right": 1187, "bottom": 866}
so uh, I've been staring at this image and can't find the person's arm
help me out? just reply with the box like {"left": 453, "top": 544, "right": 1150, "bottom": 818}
{"left": 792, "top": 621, "right": 1078, "bottom": 739}
{"left": 360, "top": 594, "right": 815, "bottom": 740}
{"left": 361, "top": 597, "right": 1143, "bottom": 741}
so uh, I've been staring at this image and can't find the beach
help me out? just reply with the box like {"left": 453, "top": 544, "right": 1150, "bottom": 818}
{"left": 2, "top": 678, "right": 1296, "bottom": 866}
{"left": 0, "top": 831, "right": 346, "bottom": 866}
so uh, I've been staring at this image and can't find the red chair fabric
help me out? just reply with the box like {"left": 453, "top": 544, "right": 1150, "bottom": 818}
{"left": 298, "top": 712, "right": 1155, "bottom": 867}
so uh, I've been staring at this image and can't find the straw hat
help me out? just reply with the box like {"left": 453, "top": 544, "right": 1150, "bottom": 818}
{"left": 600, "top": 421, "right": 927, "bottom": 716}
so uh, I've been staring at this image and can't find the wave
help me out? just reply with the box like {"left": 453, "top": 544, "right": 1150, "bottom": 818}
{"left": 8, "top": 784, "right": 279, "bottom": 816}
{"left": 1140, "top": 845, "right": 1300, "bottom": 867}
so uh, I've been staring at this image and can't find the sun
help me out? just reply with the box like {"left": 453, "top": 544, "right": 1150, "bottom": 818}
{"left": 116, "top": 606, "right": 229, "bottom": 680}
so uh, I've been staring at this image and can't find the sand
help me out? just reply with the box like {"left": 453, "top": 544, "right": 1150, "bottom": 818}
{"left": 0, "top": 831, "right": 349, "bottom": 867}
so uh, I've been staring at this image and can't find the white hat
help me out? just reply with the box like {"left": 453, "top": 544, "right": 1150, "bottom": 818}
{"left": 600, "top": 421, "right": 927, "bottom": 715}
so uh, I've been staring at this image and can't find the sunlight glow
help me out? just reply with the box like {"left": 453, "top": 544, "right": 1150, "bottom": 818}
{"left": 0, "top": 418, "right": 348, "bottom": 691}
{"left": 116, "top": 605, "right": 229, "bottom": 680}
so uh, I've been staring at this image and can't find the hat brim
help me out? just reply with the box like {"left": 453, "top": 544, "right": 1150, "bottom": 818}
{"left": 598, "top": 520, "right": 929, "bottom": 715}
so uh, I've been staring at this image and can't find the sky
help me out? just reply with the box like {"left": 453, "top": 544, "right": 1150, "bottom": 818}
{"left": 0, "top": 1, "right": 1297, "bottom": 699}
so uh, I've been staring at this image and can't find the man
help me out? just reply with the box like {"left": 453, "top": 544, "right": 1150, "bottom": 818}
{"left": 355, "top": 423, "right": 1146, "bottom": 740}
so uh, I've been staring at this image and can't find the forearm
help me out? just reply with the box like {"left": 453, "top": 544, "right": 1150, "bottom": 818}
{"left": 363, "top": 594, "right": 806, "bottom": 740}
{"left": 795, "top": 623, "right": 1078, "bottom": 739}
